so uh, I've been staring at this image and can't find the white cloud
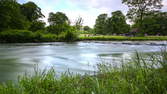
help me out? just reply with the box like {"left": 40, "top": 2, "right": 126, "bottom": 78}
{"left": 162, "top": 0, "right": 167, "bottom": 11}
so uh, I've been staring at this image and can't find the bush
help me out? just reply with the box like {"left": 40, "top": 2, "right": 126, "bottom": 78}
{"left": 42, "top": 34, "right": 58, "bottom": 42}
{"left": 46, "top": 24, "right": 71, "bottom": 35}
{"left": 29, "top": 21, "right": 46, "bottom": 32}
{"left": 0, "top": 29, "right": 34, "bottom": 43}
{"left": 0, "top": 29, "right": 78, "bottom": 43}
{"left": 58, "top": 30, "right": 78, "bottom": 42}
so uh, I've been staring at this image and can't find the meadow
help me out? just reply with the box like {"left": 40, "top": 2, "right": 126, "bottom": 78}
{"left": 79, "top": 35, "right": 167, "bottom": 41}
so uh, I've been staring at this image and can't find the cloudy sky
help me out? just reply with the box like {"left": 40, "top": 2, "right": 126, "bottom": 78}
{"left": 18, "top": 0, "right": 167, "bottom": 27}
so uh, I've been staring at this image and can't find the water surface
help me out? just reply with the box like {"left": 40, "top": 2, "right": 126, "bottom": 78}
{"left": 0, "top": 41, "right": 166, "bottom": 82}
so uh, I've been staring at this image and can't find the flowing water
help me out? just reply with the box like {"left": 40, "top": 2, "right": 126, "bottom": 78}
{"left": 0, "top": 41, "right": 166, "bottom": 82}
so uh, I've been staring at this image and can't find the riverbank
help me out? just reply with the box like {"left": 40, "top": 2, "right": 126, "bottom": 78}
{"left": 79, "top": 35, "right": 167, "bottom": 41}
{"left": 0, "top": 30, "right": 78, "bottom": 43}
{"left": 0, "top": 51, "right": 167, "bottom": 94}
{"left": 1, "top": 30, "right": 167, "bottom": 43}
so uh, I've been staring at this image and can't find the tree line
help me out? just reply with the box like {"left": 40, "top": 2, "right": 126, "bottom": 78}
{"left": 0, "top": 0, "right": 79, "bottom": 42}
{"left": 94, "top": 0, "right": 167, "bottom": 36}
{"left": 0, "top": 0, "right": 167, "bottom": 43}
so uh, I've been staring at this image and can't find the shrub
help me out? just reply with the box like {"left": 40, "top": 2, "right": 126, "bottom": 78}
{"left": 58, "top": 30, "right": 78, "bottom": 42}
{"left": 29, "top": 21, "right": 46, "bottom": 32}
{"left": 46, "top": 24, "right": 71, "bottom": 35}
{"left": 0, "top": 29, "right": 78, "bottom": 43}
{"left": 0, "top": 29, "right": 34, "bottom": 43}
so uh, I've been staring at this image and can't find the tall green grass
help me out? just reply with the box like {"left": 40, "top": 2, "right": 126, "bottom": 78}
{"left": 0, "top": 51, "right": 167, "bottom": 94}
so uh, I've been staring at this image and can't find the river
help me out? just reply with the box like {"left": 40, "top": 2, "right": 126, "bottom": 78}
{"left": 0, "top": 41, "right": 166, "bottom": 82}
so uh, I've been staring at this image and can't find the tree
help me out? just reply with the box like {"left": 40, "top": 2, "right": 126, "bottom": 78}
{"left": 47, "top": 24, "right": 71, "bottom": 35}
{"left": 48, "top": 12, "right": 69, "bottom": 25}
{"left": 83, "top": 26, "right": 91, "bottom": 31}
{"left": 106, "top": 11, "right": 130, "bottom": 34}
{"left": 47, "top": 12, "right": 71, "bottom": 34}
{"left": 0, "top": 0, "right": 29, "bottom": 31}
{"left": 135, "top": 11, "right": 167, "bottom": 35}
{"left": 21, "top": 1, "right": 44, "bottom": 22}
{"left": 122, "top": 0, "right": 163, "bottom": 28}
{"left": 94, "top": 14, "right": 108, "bottom": 34}
{"left": 29, "top": 20, "right": 46, "bottom": 32}
{"left": 75, "top": 16, "right": 84, "bottom": 31}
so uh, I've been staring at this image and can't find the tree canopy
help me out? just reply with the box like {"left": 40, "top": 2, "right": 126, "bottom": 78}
{"left": 0, "top": 0, "right": 44, "bottom": 31}
{"left": 48, "top": 12, "right": 69, "bottom": 25}
{"left": 94, "top": 14, "right": 108, "bottom": 34}
{"left": 106, "top": 11, "right": 130, "bottom": 34}
{"left": 134, "top": 11, "right": 167, "bottom": 35}
{"left": 94, "top": 11, "right": 130, "bottom": 35}
{"left": 21, "top": 1, "right": 44, "bottom": 22}
{"left": 122, "top": 0, "right": 163, "bottom": 28}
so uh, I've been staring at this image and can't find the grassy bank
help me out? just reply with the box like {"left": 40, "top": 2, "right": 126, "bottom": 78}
{"left": 79, "top": 35, "right": 167, "bottom": 41}
{"left": 1, "top": 31, "right": 167, "bottom": 43}
{"left": 0, "top": 51, "right": 167, "bottom": 94}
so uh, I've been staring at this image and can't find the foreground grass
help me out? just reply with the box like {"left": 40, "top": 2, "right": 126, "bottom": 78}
{"left": 0, "top": 52, "right": 167, "bottom": 94}
{"left": 79, "top": 35, "right": 167, "bottom": 41}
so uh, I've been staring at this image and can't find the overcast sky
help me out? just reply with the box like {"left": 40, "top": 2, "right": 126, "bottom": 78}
{"left": 18, "top": 0, "right": 167, "bottom": 27}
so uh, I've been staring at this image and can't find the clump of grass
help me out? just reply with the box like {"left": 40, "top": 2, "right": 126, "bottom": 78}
{"left": 0, "top": 51, "right": 167, "bottom": 94}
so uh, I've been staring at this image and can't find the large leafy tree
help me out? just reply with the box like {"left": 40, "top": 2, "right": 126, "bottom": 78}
{"left": 122, "top": 0, "right": 163, "bottom": 28}
{"left": 83, "top": 26, "right": 91, "bottom": 31}
{"left": 21, "top": 1, "right": 44, "bottom": 22}
{"left": 94, "top": 14, "right": 108, "bottom": 34}
{"left": 136, "top": 11, "right": 167, "bottom": 35}
{"left": 106, "top": 11, "right": 130, "bottom": 34}
{"left": 0, "top": 0, "right": 28, "bottom": 31}
{"left": 47, "top": 12, "right": 71, "bottom": 34}
{"left": 48, "top": 12, "right": 69, "bottom": 25}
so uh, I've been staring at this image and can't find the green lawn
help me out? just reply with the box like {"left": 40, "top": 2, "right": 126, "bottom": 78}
{"left": 79, "top": 35, "right": 167, "bottom": 41}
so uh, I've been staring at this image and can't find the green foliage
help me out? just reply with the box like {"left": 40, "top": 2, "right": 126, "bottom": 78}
{"left": 48, "top": 12, "right": 69, "bottom": 25}
{"left": 106, "top": 11, "right": 130, "bottom": 34}
{"left": 94, "top": 14, "right": 108, "bottom": 34}
{"left": 21, "top": 1, "right": 44, "bottom": 22}
{"left": 133, "top": 11, "right": 167, "bottom": 35}
{"left": 0, "top": 29, "right": 78, "bottom": 43}
{"left": 122, "top": 0, "right": 163, "bottom": 29}
{"left": 46, "top": 12, "right": 77, "bottom": 41}
{"left": 94, "top": 11, "right": 130, "bottom": 35}
{"left": 0, "top": 51, "right": 167, "bottom": 94}
{"left": 83, "top": 26, "right": 91, "bottom": 31}
{"left": 46, "top": 23, "right": 72, "bottom": 35}
{"left": 58, "top": 30, "right": 78, "bottom": 42}
{"left": 0, "top": 30, "right": 34, "bottom": 43}
{"left": 29, "top": 20, "right": 46, "bottom": 32}
{"left": 0, "top": 0, "right": 29, "bottom": 31}
{"left": 79, "top": 35, "right": 167, "bottom": 41}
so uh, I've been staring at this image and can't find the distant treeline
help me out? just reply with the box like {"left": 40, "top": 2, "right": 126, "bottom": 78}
{"left": 0, "top": 0, "right": 167, "bottom": 42}
{"left": 94, "top": 0, "right": 167, "bottom": 36}
{"left": 94, "top": 11, "right": 167, "bottom": 36}
{"left": 0, "top": 0, "right": 78, "bottom": 42}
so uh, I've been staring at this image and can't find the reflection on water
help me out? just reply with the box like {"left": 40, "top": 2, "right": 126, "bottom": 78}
{"left": 0, "top": 41, "right": 166, "bottom": 82}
